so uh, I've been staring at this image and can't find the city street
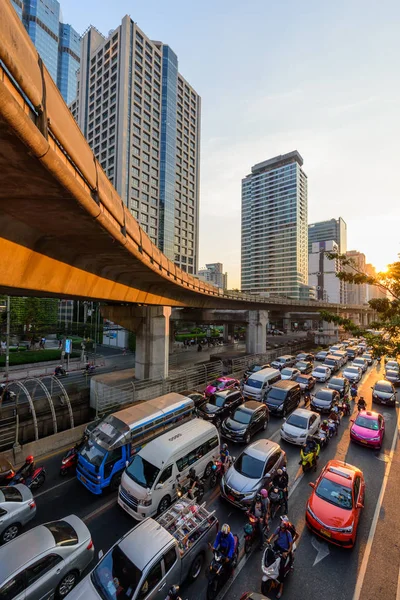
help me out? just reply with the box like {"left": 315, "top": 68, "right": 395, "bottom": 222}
{"left": 19, "top": 359, "right": 399, "bottom": 600}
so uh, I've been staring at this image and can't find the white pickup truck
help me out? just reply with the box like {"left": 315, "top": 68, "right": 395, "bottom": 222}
{"left": 67, "top": 497, "right": 218, "bottom": 600}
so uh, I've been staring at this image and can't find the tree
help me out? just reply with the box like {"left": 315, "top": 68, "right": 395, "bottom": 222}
{"left": 320, "top": 253, "right": 400, "bottom": 356}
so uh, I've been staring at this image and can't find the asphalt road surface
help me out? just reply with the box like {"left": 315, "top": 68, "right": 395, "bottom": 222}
{"left": 19, "top": 359, "right": 400, "bottom": 600}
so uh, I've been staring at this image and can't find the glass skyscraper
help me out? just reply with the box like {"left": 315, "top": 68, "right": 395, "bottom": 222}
{"left": 308, "top": 217, "right": 347, "bottom": 255}
{"left": 241, "top": 151, "right": 309, "bottom": 299}
{"left": 11, "top": 0, "right": 80, "bottom": 105}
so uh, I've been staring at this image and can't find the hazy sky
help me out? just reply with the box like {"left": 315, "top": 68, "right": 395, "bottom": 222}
{"left": 63, "top": 0, "right": 400, "bottom": 287}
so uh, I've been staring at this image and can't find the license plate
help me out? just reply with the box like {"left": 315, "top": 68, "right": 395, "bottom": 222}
{"left": 381, "top": 400, "right": 386, "bottom": 404}
{"left": 320, "top": 528, "right": 331, "bottom": 538}
{"left": 360, "top": 440, "right": 368, "bottom": 444}
{"left": 228, "top": 495, "right": 235, "bottom": 502}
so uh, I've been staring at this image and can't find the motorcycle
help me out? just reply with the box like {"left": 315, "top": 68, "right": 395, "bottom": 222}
{"left": 210, "top": 460, "right": 224, "bottom": 488}
{"left": 328, "top": 419, "right": 339, "bottom": 437}
{"left": 299, "top": 444, "right": 320, "bottom": 473}
{"left": 339, "top": 401, "right": 351, "bottom": 417}
{"left": 83, "top": 364, "right": 96, "bottom": 375}
{"left": 11, "top": 465, "right": 46, "bottom": 491}
{"left": 54, "top": 367, "right": 68, "bottom": 377}
{"left": 269, "top": 487, "right": 285, "bottom": 519}
{"left": 176, "top": 476, "right": 205, "bottom": 503}
{"left": 60, "top": 434, "right": 88, "bottom": 476}
{"left": 314, "top": 429, "right": 329, "bottom": 450}
{"left": 261, "top": 542, "right": 293, "bottom": 596}
{"left": 244, "top": 512, "right": 264, "bottom": 554}
{"left": 207, "top": 536, "right": 239, "bottom": 600}
{"left": 0, "top": 384, "right": 16, "bottom": 402}
{"left": 303, "top": 392, "right": 311, "bottom": 407}
{"left": 357, "top": 399, "right": 367, "bottom": 412}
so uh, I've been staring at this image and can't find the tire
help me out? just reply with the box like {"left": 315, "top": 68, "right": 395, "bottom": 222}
{"left": 1, "top": 523, "right": 20, "bottom": 544}
{"left": 261, "top": 579, "right": 274, "bottom": 595}
{"left": 231, "top": 547, "right": 239, "bottom": 569}
{"left": 109, "top": 473, "right": 121, "bottom": 492}
{"left": 157, "top": 495, "right": 171, "bottom": 515}
{"left": 207, "top": 579, "right": 218, "bottom": 600}
{"left": 31, "top": 472, "right": 46, "bottom": 490}
{"left": 204, "top": 462, "right": 213, "bottom": 478}
{"left": 210, "top": 473, "right": 218, "bottom": 488}
{"left": 188, "top": 552, "right": 204, "bottom": 581}
{"left": 56, "top": 571, "right": 78, "bottom": 598}
{"left": 59, "top": 468, "right": 69, "bottom": 477}
{"left": 244, "top": 537, "right": 253, "bottom": 555}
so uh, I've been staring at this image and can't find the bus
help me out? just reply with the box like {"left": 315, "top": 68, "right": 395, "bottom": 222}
{"left": 76, "top": 392, "right": 195, "bottom": 494}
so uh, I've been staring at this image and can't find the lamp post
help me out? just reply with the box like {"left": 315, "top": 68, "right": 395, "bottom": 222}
{"left": 5, "top": 296, "right": 10, "bottom": 380}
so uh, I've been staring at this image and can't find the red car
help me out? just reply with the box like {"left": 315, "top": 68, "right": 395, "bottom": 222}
{"left": 306, "top": 459, "right": 365, "bottom": 548}
{"left": 204, "top": 376, "right": 240, "bottom": 397}
{"left": 350, "top": 410, "right": 385, "bottom": 449}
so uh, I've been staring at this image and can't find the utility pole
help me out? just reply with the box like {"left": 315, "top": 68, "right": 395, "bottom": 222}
{"left": 5, "top": 296, "right": 10, "bottom": 380}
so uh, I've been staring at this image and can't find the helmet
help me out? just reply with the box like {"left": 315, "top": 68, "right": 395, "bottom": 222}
{"left": 280, "top": 520, "right": 288, "bottom": 529}
{"left": 260, "top": 488, "right": 268, "bottom": 498}
{"left": 221, "top": 523, "right": 230, "bottom": 535}
{"left": 255, "top": 493, "right": 262, "bottom": 502}
{"left": 277, "top": 468, "right": 283, "bottom": 476}
{"left": 25, "top": 455, "right": 34, "bottom": 464}
{"left": 280, "top": 515, "right": 289, "bottom": 524}
{"left": 221, "top": 444, "right": 228, "bottom": 451}
{"left": 323, "top": 420, "right": 328, "bottom": 425}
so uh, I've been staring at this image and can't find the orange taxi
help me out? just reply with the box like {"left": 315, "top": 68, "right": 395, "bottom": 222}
{"left": 305, "top": 459, "right": 365, "bottom": 548}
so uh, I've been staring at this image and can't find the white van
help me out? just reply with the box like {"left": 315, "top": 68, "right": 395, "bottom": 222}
{"left": 243, "top": 367, "right": 281, "bottom": 401}
{"left": 118, "top": 419, "right": 219, "bottom": 520}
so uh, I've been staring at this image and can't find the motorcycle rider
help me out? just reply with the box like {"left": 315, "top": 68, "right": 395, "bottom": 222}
{"left": 213, "top": 523, "right": 235, "bottom": 568}
{"left": 267, "top": 519, "right": 293, "bottom": 598}
{"left": 357, "top": 396, "right": 367, "bottom": 412}
{"left": 220, "top": 443, "right": 231, "bottom": 473}
{"left": 54, "top": 365, "right": 66, "bottom": 376}
{"left": 320, "top": 419, "right": 330, "bottom": 434}
{"left": 280, "top": 516, "right": 299, "bottom": 572}
{"left": 300, "top": 436, "right": 319, "bottom": 469}
{"left": 188, "top": 467, "right": 202, "bottom": 499}
{"left": 272, "top": 467, "right": 289, "bottom": 513}
{"left": 18, "top": 455, "right": 35, "bottom": 480}
{"left": 303, "top": 391, "right": 311, "bottom": 406}
{"left": 350, "top": 382, "right": 358, "bottom": 400}
{"left": 249, "top": 493, "right": 267, "bottom": 549}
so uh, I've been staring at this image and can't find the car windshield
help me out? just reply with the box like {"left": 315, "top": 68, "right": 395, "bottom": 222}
{"left": 246, "top": 378, "right": 262, "bottom": 389}
{"left": 316, "top": 390, "right": 333, "bottom": 401}
{"left": 296, "top": 376, "right": 309, "bottom": 384}
{"left": 0, "top": 487, "right": 22, "bottom": 502}
{"left": 212, "top": 394, "right": 227, "bottom": 408}
{"left": 281, "top": 369, "right": 293, "bottom": 376}
{"left": 44, "top": 520, "right": 78, "bottom": 546}
{"left": 297, "top": 354, "right": 306, "bottom": 360}
{"left": 266, "top": 388, "right": 286, "bottom": 404}
{"left": 209, "top": 380, "right": 226, "bottom": 389}
{"left": 317, "top": 352, "right": 327, "bottom": 357}
{"left": 91, "top": 545, "right": 142, "bottom": 600}
{"left": 232, "top": 409, "right": 252, "bottom": 424}
{"left": 235, "top": 452, "right": 265, "bottom": 479}
{"left": 296, "top": 362, "right": 308, "bottom": 369}
{"left": 251, "top": 365, "right": 262, "bottom": 373}
{"left": 355, "top": 416, "right": 379, "bottom": 430}
{"left": 126, "top": 455, "right": 160, "bottom": 489}
{"left": 316, "top": 478, "right": 353, "bottom": 510}
{"left": 329, "top": 378, "right": 344, "bottom": 388}
{"left": 374, "top": 382, "right": 392, "bottom": 392}
{"left": 353, "top": 359, "right": 364, "bottom": 365}
{"left": 286, "top": 414, "right": 308, "bottom": 429}
{"left": 314, "top": 367, "right": 326, "bottom": 373}
{"left": 346, "top": 368, "right": 359, "bottom": 374}
{"left": 80, "top": 439, "right": 106, "bottom": 467}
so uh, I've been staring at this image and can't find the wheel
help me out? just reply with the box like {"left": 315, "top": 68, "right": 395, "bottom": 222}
{"left": 59, "top": 468, "right": 69, "bottom": 477}
{"left": 231, "top": 547, "right": 239, "bottom": 568}
{"left": 31, "top": 472, "right": 46, "bottom": 490}
{"left": 262, "top": 418, "right": 268, "bottom": 430}
{"left": 188, "top": 552, "right": 204, "bottom": 581}
{"left": 1, "top": 523, "right": 20, "bottom": 544}
{"left": 204, "top": 462, "right": 213, "bottom": 478}
{"left": 244, "top": 537, "right": 253, "bottom": 554}
{"left": 56, "top": 571, "right": 78, "bottom": 598}
{"left": 109, "top": 473, "right": 121, "bottom": 492}
{"left": 157, "top": 495, "right": 171, "bottom": 515}
{"left": 261, "top": 578, "right": 274, "bottom": 595}
{"left": 207, "top": 579, "right": 219, "bottom": 600}
{"left": 210, "top": 472, "right": 218, "bottom": 488}
{"left": 245, "top": 433, "right": 251, "bottom": 444}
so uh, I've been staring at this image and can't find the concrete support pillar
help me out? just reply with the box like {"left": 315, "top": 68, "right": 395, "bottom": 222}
{"left": 223, "top": 322, "right": 235, "bottom": 343}
{"left": 246, "top": 310, "right": 268, "bottom": 354}
{"left": 135, "top": 306, "right": 171, "bottom": 380}
{"left": 282, "top": 312, "right": 291, "bottom": 333}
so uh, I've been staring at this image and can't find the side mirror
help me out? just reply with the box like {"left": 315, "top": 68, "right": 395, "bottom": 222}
{"left": 283, "top": 417, "right": 286, "bottom": 421}
{"left": 356, "top": 502, "right": 364, "bottom": 509}
{"left": 309, "top": 482, "right": 315, "bottom": 489}
{"left": 98, "top": 549, "right": 104, "bottom": 560}
{"left": 155, "top": 483, "right": 164, "bottom": 490}
{"left": 125, "top": 460, "right": 129, "bottom": 468}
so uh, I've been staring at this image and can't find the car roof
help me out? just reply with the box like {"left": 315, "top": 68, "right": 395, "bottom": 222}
{"left": 241, "top": 401, "right": 264, "bottom": 412}
{"left": 375, "top": 379, "right": 393, "bottom": 388}
{"left": 323, "top": 460, "right": 360, "bottom": 486}
{"left": 290, "top": 408, "right": 315, "bottom": 418}
{"left": 316, "top": 387, "right": 335, "bottom": 396}
{"left": 314, "top": 365, "right": 329, "bottom": 370}
{"left": 214, "top": 388, "right": 239, "bottom": 398}
{"left": 247, "top": 367, "right": 280, "bottom": 381}
{"left": 297, "top": 373, "right": 313, "bottom": 379}
{"left": 271, "top": 380, "right": 299, "bottom": 390}
{"left": 277, "top": 355, "right": 294, "bottom": 360}
{"left": 0, "top": 524, "right": 56, "bottom": 581}
{"left": 244, "top": 438, "right": 280, "bottom": 460}
{"left": 218, "top": 376, "right": 236, "bottom": 382}
{"left": 119, "top": 518, "right": 173, "bottom": 571}
{"left": 358, "top": 410, "right": 380, "bottom": 420}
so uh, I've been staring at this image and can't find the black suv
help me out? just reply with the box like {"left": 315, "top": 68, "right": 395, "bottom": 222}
{"left": 221, "top": 401, "right": 269, "bottom": 444}
{"left": 327, "top": 376, "right": 350, "bottom": 399}
{"left": 310, "top": 388, "right": 340, "bottom": 413}
{"left": 264, "top": 380, "right": 301, "bottom": 417}
{"left": 296, "top": 352, "right": 315, "bottom": 362}
{"left": 197, "top": 388, "right": 244, "bottom": 428}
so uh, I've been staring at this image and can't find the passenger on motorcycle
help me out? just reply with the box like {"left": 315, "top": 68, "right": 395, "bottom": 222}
{"left": 213, "top": 523, "right": 235, "bottom": 567}
{"left": 220, "top": 444, "right": 231, "bottom": 473}
{"left": 357, "top": 396, "right": 367, "bottom": 411}
{"left": 249, "top": 493, "right": 268, "bottom": 549}
{"left": 300, "top": 436, "right": 319, "bottom": 468}
{"left": 320, "top": 419, "right": 329, "bottom": 434}
{"left": 272, "top": 468, "right": 289, "bottom": 513}
{"left": 267, "top": 520, "right": 293, "bottom": 598}
{"left": 188, "top": 468, "right": 202, "bottom": 498}
{"left": 350, "top": 383, "right": 358, "bottom": 400}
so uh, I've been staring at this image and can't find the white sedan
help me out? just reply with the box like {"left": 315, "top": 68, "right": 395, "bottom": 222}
{"left": 280, "top": 367, "right": 300, "bottom": 381}
{"left": 312, "top": 365, "right": 332, "bottom": 382}
{"left": 343, "top": 365, "right": 362, "bottom": 383}
{"left": 280, "top": 408, "right": 321, "bottom": 445}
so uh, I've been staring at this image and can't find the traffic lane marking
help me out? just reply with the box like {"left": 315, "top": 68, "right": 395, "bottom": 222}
{"left": 35, "top": 476, "right": 75, "bottom": 498}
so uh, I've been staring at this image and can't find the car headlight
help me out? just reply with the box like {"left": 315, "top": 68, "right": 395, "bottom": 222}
{"left": 138, "top": 498, "right": 152, "bottom": 507}
{"left": 370, "top": 436, "right": 381, "bottom": 441}
{"left": 335, "top": 524, "right": 353, "bottom": 533}
{"left": 299, "top": 433, "right": 307, "bottom": 438}
{"left": 207, "top": 413, "right": 215, "bottom": 418}
{"left": 276, "top": 404, "right": 284, "bottom": 412}
{"left": 307, "top": 505, "right": 317, "bottom": 519}
{"left": 243, "top": 491, "right": 256, "bottom": 499}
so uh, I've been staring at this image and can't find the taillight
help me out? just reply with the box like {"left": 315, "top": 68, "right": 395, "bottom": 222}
{"left": 239, "top": 594, "right": 249, "bottom": 600}
{"left": 87, "top": 539, "right": 93, "bottom": 550}
{"left": 29, "top": 501, "right": 36, "bottom": 510}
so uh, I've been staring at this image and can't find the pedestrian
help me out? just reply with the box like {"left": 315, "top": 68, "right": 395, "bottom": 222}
{"left": 58, "top": 340, "right": 62, "bottom": 350}
{"left": 123, "top": 347, "right": 127, "bottom": 355}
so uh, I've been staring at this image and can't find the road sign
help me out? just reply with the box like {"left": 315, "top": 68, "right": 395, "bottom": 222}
{"left": 65, "top": 339, "right": 72, "bottom": 354}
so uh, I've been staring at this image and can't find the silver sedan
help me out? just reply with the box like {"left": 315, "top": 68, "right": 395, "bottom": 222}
{"left": 0, "top": 484, "right": 36, "bottom": 544}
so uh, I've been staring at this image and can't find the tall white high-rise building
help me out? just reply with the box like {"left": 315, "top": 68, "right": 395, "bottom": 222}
{"left": 70, "top": 16, "right": 200, "bottom": 274}
{"left": 309, "top": 241, "right": 346, "bottom": 303}
{"left": 241, "top": 151, "right": 309, "bottom": 299}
